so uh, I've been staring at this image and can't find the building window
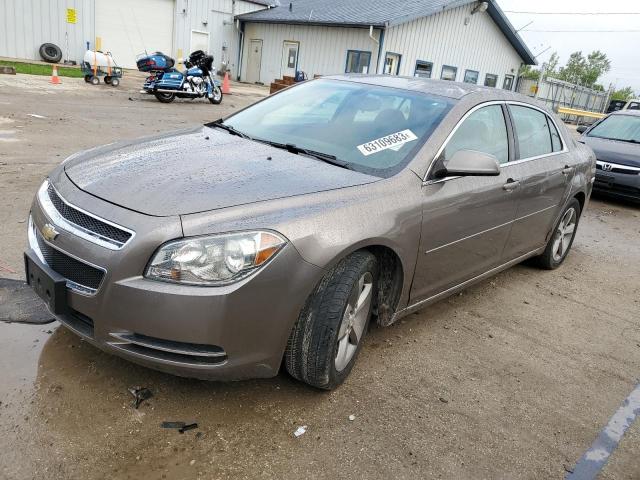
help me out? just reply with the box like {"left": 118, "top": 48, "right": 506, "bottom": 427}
{"left": 414, "top": 60, "right": 433, "bottom": 78}
{"left": 503, "top": 74, "right": 514, "bottom": 90}
{"left": 463, "top": 70, "right": 479, "bottom": 84}
{"left": 484, "top": 73, "right": 498, "bottom": 87}
{"left": 441, "top": 65, "right": 457, "bottom": 81}
{"left": 345, "top": 50, "right": 371, "bottom": 74}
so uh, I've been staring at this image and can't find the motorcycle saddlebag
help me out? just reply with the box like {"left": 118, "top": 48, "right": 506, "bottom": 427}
{"left": 136, "top": 52, "right": 175, "bottom": 72}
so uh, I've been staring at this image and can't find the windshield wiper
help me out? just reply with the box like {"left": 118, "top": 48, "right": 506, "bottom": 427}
{"left": 256, "top": 140, "right": 354, "bottom": 170}
{"left": 206, "top": 119, "right": 251, "bottom": 139}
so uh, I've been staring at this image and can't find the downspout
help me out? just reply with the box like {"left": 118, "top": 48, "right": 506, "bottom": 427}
{"left": 235, "top": 19, "right": 244, "bottom": 81}
{"left": 373, "top": 24, "right": 385, "bottom": 75}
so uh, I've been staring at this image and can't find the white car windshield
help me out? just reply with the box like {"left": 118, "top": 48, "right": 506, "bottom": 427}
{"left": 223, "top": 79, "right": 454, "bottom": 177}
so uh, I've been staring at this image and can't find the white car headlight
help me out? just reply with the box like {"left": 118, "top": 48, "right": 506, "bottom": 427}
{"left": 145, "top": 231, "right": 286, "bottom": 286}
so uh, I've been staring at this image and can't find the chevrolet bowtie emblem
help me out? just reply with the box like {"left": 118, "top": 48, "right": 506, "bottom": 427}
{"left": 41, "top": 223, "right": 59, "bottom": 242}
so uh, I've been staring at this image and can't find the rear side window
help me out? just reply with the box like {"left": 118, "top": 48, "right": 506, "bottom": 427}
{"left": 509, "top": 105, "right": 553, "bottom": 159}
{"left": 548, "top": 119, "right": 563, "bottom": 152}
{"left": 442, "top": 104, "right": 509, "bottom": 164}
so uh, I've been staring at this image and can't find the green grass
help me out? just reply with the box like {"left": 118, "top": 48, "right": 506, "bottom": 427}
{"left": 0, "top": 60, "right": 85, "bottom": 78}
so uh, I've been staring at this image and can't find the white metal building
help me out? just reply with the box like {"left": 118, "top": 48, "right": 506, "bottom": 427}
{"left": 0, "top": 0, "right": 270, "bottom": 70}
{"left": 236, "top": 0, "right": 536, "bottom": 88}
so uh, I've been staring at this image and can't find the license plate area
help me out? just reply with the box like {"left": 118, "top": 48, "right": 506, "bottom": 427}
{"left": 24, "top": 250, "right": 68, "bottom": 314}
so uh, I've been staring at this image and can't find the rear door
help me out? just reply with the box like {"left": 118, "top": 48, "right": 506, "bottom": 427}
{"left": 410, "top": 103, "right": 519, "bottom": 302}
{"left": 501, "top": 103, "right": 574, "bottom": 259}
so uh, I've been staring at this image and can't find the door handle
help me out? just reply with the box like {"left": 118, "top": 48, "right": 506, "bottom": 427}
{"left": 503, "top": 179, "right": 520, "bottom": 191}
{"left": 562, "top": 165, "right": 574, "bottom": 175}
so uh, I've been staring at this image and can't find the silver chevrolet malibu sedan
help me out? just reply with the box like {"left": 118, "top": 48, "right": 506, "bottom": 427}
{"left": 25, "top": 75, "right": 596, "bottom": 389}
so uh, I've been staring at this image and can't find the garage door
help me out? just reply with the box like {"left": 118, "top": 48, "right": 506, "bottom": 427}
{"left": 96, "top": 0, "right": 174, "bottom": 69}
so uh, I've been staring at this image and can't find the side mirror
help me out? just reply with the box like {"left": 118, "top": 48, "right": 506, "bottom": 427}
{"left": 576, "top": 125, "right": 588, "bottom": 134}
{"left": 444, "top": 150, "right": 501, "bottom": 176}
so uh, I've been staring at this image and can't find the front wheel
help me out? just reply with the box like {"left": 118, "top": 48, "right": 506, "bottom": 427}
{"left": 208, "top": 86, "right": 223, "bottom": 104}
{"left": 154, "top": 92, "right": 175, "bottom": 103}
{"left": 285, "top": 251, "right": 377, "bottom": 390}
{"left": 533, "top": 198, "right": 581, "bottom": 269}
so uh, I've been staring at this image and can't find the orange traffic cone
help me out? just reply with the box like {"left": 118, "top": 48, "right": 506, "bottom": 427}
{"left": 50, "top": 65, "right": 61, "bottom": 85}
{"left": 222, "top": 71, "right": 231, "bottom": 95}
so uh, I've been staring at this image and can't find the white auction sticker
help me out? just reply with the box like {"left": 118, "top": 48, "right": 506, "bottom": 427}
{"left": 357, "top": 129, "right": 417, "bottom": 156}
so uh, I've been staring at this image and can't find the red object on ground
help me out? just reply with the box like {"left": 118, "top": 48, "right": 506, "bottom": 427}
{"left": 50, "top": 65, "right": 61, "bottom": 85}
{"left": 222, "top": 71, "right": 231, "bottom": 94}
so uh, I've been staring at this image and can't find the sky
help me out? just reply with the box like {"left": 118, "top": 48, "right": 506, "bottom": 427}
{"left": 498, "top": 0, "right": 639, "bottom": 93}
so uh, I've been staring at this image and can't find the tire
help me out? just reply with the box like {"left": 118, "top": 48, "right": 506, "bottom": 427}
{"left": 285, "top": 251, "right": 378, "bottom": 390}
{"left": 90, "top": 76, "right": 99, "bottom": 86}
{"left": 84, "top": 75, "right": 92, "bottom": 83}
{"left": 208, "top": 86, "right": 223, "bottom": 104}
{"left": 104, "top": 76, "right": 112, "bottom": 84}
{"left": 39, "top": 43, "right": 62, "bottom": 63}
{"left": 154, "top": 92, "right": 176, "bottom": 103}
{"left": 110, "top": 78, "right": 120, "bottom": 87}
{"left": 533, "top": 198, "right": 581, "bottom": 270}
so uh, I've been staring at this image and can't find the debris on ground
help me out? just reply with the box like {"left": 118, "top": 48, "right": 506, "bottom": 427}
{"left": 161, "top": 421, "right": 186, "bottom": 429}
{"left": 128, "top": 387, "right": 152, "bottom": 409}
{"left": 293, "top": 426, "right": 307, "bottom": 437}
{"left": 179, "top": 423, "right": 198, "bottom": 434}
{"left": 439, "top": 397, "right": 449, "bottom": 404}
{"left": 27, "top": 114, "right": 47, "bottom": 119}
{"left": 348, "top": 415, "right": 356, "bottom": 421}
{"left": 160, "top": 421, "right": 199, "bottom": 433}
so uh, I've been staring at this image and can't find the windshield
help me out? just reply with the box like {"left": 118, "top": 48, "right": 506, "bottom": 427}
{"left": 588, "top": 114, "right": 640, "bottom": 143}
{"left": 223, "top": 79, "right": 454, "bottom": 177}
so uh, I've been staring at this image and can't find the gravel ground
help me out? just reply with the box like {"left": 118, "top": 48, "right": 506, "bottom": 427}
{"left": 0, "top": 73, "right": 638, "bottom": 480}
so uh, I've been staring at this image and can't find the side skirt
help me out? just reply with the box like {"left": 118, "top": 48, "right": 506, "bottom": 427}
{"left": 390, "top": 247, "right": 545, "bottom": 323}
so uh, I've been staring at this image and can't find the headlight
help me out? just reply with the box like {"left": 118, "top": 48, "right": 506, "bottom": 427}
{"left": 145, "top": 231, "right": 286, "bottom": 286}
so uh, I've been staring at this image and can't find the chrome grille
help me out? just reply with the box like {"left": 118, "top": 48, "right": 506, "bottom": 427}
{"left": 35, "top": 230, "right": 105, "bottom": 292}
{"left": 47, "top": 184, "right": 132, "bottom": 245}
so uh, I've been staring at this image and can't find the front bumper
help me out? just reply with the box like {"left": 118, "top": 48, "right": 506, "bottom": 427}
{"left": 593, "top": 161, "right": 640, "bottom": 201}
{"left": 28, "top": 174, "right": 323, "bottom": 380}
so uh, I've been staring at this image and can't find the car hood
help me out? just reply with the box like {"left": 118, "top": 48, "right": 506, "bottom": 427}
{"left": 582, "top": 136, "right": 640, "bottom": 168}
{"left": 63, "top": 126, "right": 379, "bottom": 216}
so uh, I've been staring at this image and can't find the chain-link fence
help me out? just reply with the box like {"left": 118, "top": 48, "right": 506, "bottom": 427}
{"left": 517, "top": 77, "right": 610, "bottom": 123}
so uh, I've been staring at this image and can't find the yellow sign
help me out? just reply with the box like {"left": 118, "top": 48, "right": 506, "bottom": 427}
{"left": 66, "top": 8, "right": 77, "bottom": 24}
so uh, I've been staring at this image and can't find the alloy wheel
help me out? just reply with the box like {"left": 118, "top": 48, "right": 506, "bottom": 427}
{"left": 551, "top": 207, "right": 577, "bottom": 262}
{"left": 335, "top": 271, "right": 373, "bottom": 372}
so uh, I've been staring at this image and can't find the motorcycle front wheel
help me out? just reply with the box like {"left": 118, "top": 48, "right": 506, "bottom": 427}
{"left": 209, "top": 86, "right": 223, "bottom": 105}
{"left": 154, "top": 92, "right": 176, "bottom": 103}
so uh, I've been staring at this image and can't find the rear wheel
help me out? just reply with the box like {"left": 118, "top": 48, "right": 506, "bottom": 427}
{"left": 90, "top": 76, "right": 99, "bottom": 85}
{"left": 84, "top": 75, "right": 92, "bottom": 83}
{"left": 208, "top": 86, "right": 223, "bottom": 104}
{"left": 110, "top": 78, "right": 120, "bottom": 87}
{"left": 534, "top": 198, "right": 581, "bottom": 269}
{"left": 154, "top": 92, "right": 175, "bottom": 103}
{"left": 285, "top": 251, "right": 377, "bottom": 390}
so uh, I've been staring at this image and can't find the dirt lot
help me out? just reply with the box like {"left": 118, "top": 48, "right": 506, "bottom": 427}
{"left": 1, "top": 73, "right": 639, "bottom": 480}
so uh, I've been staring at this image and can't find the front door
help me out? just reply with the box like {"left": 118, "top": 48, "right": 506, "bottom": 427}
{"left": 501, "top": 104, "right": 574, "bottom": 259}
{"left": 247, "top": 39, "right": 263, "bottom": 84}
{"left": 410, "top": 103, "right": 518, "bottom": 302}
{"left": 281, "top": 41, "right": 299, "bottom": 77}
{"left": 384, "top": 53, "right": 401, "bottom": 75}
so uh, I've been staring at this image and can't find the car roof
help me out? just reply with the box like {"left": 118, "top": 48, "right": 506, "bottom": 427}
{"left": 612, "top": 109, "right": 640, "bottom": 116}
{"left": 321, "top": 74, "right": 530, "bottom": 101}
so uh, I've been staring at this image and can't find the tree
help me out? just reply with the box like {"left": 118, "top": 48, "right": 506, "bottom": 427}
{"left": 556, "top": 50, "right": 611, "bottom": 87}
{"left": 543, "top": 52, "right": 559, "bottom": 77}
{"left": 611, "top": 87, "right": 636, "bottom": 101}
{"left": 518, "top": 64, "right": 539, "bottom": 80}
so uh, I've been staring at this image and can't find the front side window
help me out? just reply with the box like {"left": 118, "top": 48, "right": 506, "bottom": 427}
{"left": 441, "top": 65, "right": 457, "bottom": 81}
{"left": 345, "top": 50, "right": 371, "bottom": 74}
{"left": 484, "top": 74, "right": 498, "bottom": 87}
{"left": 587, "top": 114, "right": 640, "bottom": 143}
{"left": 509, "top": 105, "right": 553, "bottom": 158}
{"left": 415, "top": 60, "right": 433, "bottom": 78}
{"left": 463, "top": 70, "right": 479, "bottom": 84}
{"left": 441, "top": 104, "right": 509, "bottom": 165}
{"left": 503, "top": 75, "right": 514, "bottom": 90}
{"left": 224, "top": 79, "right": 454, "bottom": 177}
{"left": 627, "top": 102, "right": 640, "bottom": 110}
